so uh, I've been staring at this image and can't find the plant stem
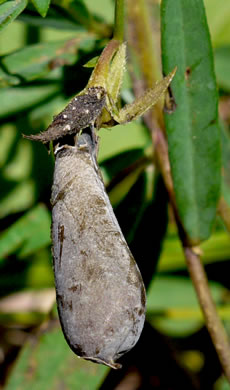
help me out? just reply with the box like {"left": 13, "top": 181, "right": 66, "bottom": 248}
{"left": 126, "top": 0, "right": 163, "bottom": 127}
{"left": 218, "top": 197, "right": 230, "bottom": 232}
{"left": 126, "top": 0, "right": 230, "bottom": 381}
{"left": 184, "top": 247, "right": 230, "bottom": 381}
{"left": 113, "top": 0, "right": 125, "bottom": 42}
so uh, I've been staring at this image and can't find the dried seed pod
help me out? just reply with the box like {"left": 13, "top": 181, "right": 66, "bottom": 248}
{"left": 23, "top": 87, "right": 106, "bottom": 143}
{"left": 51, "top": 131, "right": 146, "bottom": 369}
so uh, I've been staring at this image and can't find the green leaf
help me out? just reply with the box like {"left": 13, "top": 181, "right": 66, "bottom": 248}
{"left": 159, "top": 228, "right": 230, "bottom": 272}
{"left": 0, "top": 67, "right": 20, "bottom": 87}
{"left": 2, "top": 39, "right": 81, "bottom": 82}
{"left": 147, "top": 276, "right": 228, "bottom": 336}
{"left": 0, "top": 0, "right": 27, "bottom": 31}
{"left": 0, "top": 204, "right": 51, "bottom": 261}
{"left": 161, "top": 0, "right": 221, "bottom": 244}
{"left": 5, "top": 322, "right": 108, "bottom": 390}
{"left": 83, "top": 55, "right": 99, "bottom": 68}
{"left": 0, "top": 84, "right": 60, "bottom": 118}
{"left": 32, "top": 0, "right": 50, "bottom": 17}
{"left": 19, "top": 8, "right": 84, "bottom": 30}
{"left": 204, "top": 0, "right": 230, "bottom": 47}
{"left": 98, "top": 121, "right": 150, "bottom": 162}
{"left": 214, "top": 46, "right": 230, "bottom": 92}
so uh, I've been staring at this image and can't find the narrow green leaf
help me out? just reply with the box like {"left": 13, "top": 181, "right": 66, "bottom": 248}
{"left": 159, "top": 228, "right": 230, "bottom": 272}
{"left": 83, "top": 55, "right": 99, "bottom": 68}
{"left": 147, "top": 276, "right": 227, "bottom": 336}
{"left": 32, "top": 0, "right": 50, "bottom": 17}
{"left": 161, "top": 0, "right": 221, "bottom": 244}
{"left": 0, "top": 0, "right": 27, "bottom": 31}
{"left": 2, "top": 39, "right": 81, "bottom": 82}
{"left": 0, "top": 204, "right": 51, "bottom": 261}
{"left": 204, "top": 0, "right": 230, "bottom": 47}
{"left": 0, "top": 84, "right": 60, "bottom": 118}
{"left": 5, "top": 322, "right": 108, "bottom": 390}
{"left": 19, "top": 9, "right": 84, "bottom": 30}
{"left": 0, "top": 67, "right": 20, "bottom": 87}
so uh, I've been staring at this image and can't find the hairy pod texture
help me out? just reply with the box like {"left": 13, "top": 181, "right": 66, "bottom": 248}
{"left": 51, "top": 133, "right": 146, "bottom": 369}
{"left": 23, "top": 87, "right": 106, "bottom": 143}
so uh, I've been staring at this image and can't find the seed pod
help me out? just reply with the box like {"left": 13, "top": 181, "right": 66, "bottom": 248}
{"left": 51, "top": 132, "right": 146, "bottom": 369}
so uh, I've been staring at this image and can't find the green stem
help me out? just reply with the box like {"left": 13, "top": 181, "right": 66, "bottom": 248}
{"left": 113, "top": 0, "right": 125, "bottom": 42}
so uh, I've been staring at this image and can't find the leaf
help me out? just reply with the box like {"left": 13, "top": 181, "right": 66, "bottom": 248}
{"left": 83, "top": 55, "right": 99, "bottom": 68}
{"left": 0, "top": 204, "right": 51, "bottom": 261}
{"left": 2, "top": 39, "right": 81, "bottom": 82}
{"left": 98, "top": 121, "right": 150, "bottom": 162}
{"left": 214, "top": 46, "right": 230, "bottom": 92}
{"left": 0, "top": 180, "right": 36, "bottom": 219}
{"left": 0, "top": 84, "right": 60, "bottom": 118}
{"left": 159, "top": 228, "right": 230, "bottom": 272}
{"left": 31, "top": 0, "right": 50, "bottom": 17}
{"left": 0, "top": 0, "right": 27, "bottom": 31}
{"left": 161, "top": 0, "right": 221, "bottom": 244}
{"left": 5, "top": 321, "right": 109, "bottom": 390}
{"left": 147, "top": 276, "right": 228, "bottom": 336}
{"left": 19, "top": 8, "right": 84, "bottom": 30}
{"left": 0, "top": 67, "right": 20, "bottom": 87}
{"left": 204, "top": 0, "right": 230, "bottom": 47}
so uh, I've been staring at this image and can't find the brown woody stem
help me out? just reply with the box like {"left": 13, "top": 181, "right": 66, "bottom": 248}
{"left": 184, "top": 247, "right": 230, "bottom": 381}
{"left": 127, "top": 0, "right": 230, "bottom": 381}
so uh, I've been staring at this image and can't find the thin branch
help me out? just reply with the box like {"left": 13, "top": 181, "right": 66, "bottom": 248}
{"left": 184, "top": 247, "right": 230, "bottom": 381}
{"left": 126, "top": 0, "right": 230, "bottom": 381}
{"left": 113, "top": 0, "right": 125, "bottom": 42}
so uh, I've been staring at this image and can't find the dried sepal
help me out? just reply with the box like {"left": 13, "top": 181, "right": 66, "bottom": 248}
{"left": 106, "top": 42, "right": 126, "bottom": 105}
{"left": 113, "top": 67, "right": 177, "bottom": 124}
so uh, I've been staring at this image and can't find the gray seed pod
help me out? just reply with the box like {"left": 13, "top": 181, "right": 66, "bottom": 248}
{"left": 51, "top": 132, "right": 146, "bottom": 369}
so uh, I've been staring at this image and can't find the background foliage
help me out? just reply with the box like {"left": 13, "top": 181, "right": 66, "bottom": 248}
{"left": 0, "top": 0, "right": 230, "bottom": 389}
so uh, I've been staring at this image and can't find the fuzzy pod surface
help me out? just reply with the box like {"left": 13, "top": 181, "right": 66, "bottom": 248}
{"left": 51, "top": 132, "right": 146, "bottom": 369}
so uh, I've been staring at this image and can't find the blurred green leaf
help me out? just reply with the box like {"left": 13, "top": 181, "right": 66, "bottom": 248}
{"left": 19, "top": 8, "right": 85, "bottom": 30}
{"left": 215, "top": 46, "right": 230, "bottom": 92}
{"left": 0, "top": 67, "right": 20, "bottom": 87}
{"left": 147, "top": 276, "right": 228, "bottom": 336}
{"left": 0, "top": 0, "right": 27, "bottom": 31}
{"left": 204, "top": 0, "right": 230, "bottom": 47}
{"left": 0, "top": 179, "right": 36, "bottom": 218}
{"left": 1, "top": 38, "right": 83, "bottom": 82}
{"left": 83, "top": 55, "right": 99, "bottom": 68}
{"left": 0, "top": 204, "right": 51, "bottom": 261}
{"left": 159, "top": 228, "right": 230, "bottom": 272}
{"left": 5, "top": 322, "right": 108, "bottom": 390}
{"left": 0, "top": 84, "right": 60, "bottom": 118}
{"left": 98, "top": 122, "right": 150, "bottom": 162}
{"left": 161, "top": 0, "right": 221, "bottom": 244}
{"left": 32, "top": 0, "right": 50, "bottom": 17}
